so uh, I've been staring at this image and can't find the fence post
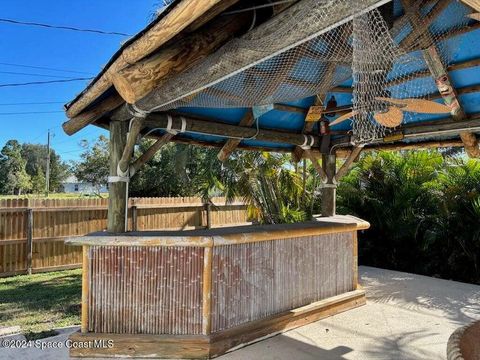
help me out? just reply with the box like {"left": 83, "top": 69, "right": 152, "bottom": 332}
{"left": 206, "top": 203, "right": 212, "bottom": 229}
{"left": 132, "top": 205, "right": 138, "bottom": 232}
{"left": 26, "top": 208, "right": 33, "bottom": 275}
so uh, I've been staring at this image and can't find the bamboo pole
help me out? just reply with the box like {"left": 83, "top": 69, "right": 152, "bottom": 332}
{"left": 81, "top": 246, "right": 89, "bottom": 333}
{"left": 202, "top": 246, "right": 213, "bottom": 335}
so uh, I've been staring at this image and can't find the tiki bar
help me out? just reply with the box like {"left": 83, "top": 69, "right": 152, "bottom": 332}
{"left": 61, "top": 0, "right": 480, "bottom": 358}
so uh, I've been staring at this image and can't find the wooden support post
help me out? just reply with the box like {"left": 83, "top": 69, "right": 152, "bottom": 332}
{"left": 81, "top": 246, "right": 89, "bottom": 333}
{"left": 26, "top": 208, "right": 33, "bottom": 275}
{"left": 321, "top": 154, "right": 336, "bottom": 217}
{"left": 118, "top": 117, "right": 144, "bottom": 174}
{"left": 202, "top": 247, "right": 213, "bottom": 335}
{"left": 217, "top": 110, "right": 254, "bottom": 162}
{"left": 352, "top": 232, "right": 359, "bottom": 289}
{"left": 335, "top": 146, "right": 363, "bottom": 182}
{"left": 305, "top": 149, "right": 327, "bottom": 183}
{"left": 131, "top": 133, "right": 174, "bottom": 174}
{"left": 108, "top": 121, "right": 129, "bottom": 233}
{"left": 205, "top": 203, "right": 212, "bottom": 229}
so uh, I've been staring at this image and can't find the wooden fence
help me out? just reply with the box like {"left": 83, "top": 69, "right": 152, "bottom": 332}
{"left": 0, "top": 197, "right": 249, "bottom": 277}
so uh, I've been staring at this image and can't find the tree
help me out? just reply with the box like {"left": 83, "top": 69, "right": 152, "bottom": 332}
{"left": 31, "top": 167, "right": 46, "bottom": 194}
{"left": 0, "top": 140, "right": 32, "bottom": 195}
{"left": 73, "top": 136, "right": 109, "bottom": 195}
{"left": 21, "top": 143, "right": 69, "bottom": 193}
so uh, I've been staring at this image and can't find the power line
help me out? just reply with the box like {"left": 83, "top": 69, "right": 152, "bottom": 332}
{"left": 0, "top": 18, "right": 132, "bottom": 37}
{"left": 0, "top": 77, "right": 93, "bottom": 87}
{"left": 0, "top": 71, "right": 75, "bottom": 79}
{"left": 0, "top": 62, "right": 93, "bottom": 75}
{"left": 0, "top": 101, "right": 66, "bottom": 106}
{"left": 0, "top": 110, "right": 64, "bottom": 115}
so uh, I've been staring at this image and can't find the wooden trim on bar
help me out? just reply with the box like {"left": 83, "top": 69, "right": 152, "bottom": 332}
{"left": 209, "top": 290, "right": 366, "bottom": 357}
{"left": 69, "top": 290, "right": 365, "bottom": 358}
{"left": 352, "top": 232, "right": 358, "bottom": 289}
{"left": 81, "top": 246, "right": 89, "bottom": 333}
{"left": 65, "top": 215, "right": 370, "bottom": 247}
{"left": 202, "top": 247, "right": 213, "bottom": 335}
{"left": 69, "top": 332, "right": 210, "bottom": 359}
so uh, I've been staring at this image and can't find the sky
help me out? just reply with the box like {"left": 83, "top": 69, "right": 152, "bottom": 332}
{"left": 0, "top": 0, "right": 163, "bottom": 162}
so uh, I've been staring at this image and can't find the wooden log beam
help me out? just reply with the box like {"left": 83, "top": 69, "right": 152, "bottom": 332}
{"left": 335, "top": 139, "right": 465, "bottom": 157}
{"left": 304, "top": 149, "right": 327, "bottom": 183}
{"left": 65, "top": 0, "right": 229, "bottom": 118}
{"left": 399, "top": 0, "right": 451, "bottom": 50}
{"left": 110, "top": 12, "right": 251, "bottom": 104}
{"left": 144, "top": 113, "right": 319, "bottom": 147}
{"left": 62, "top": 94, "right": 124, "bottom": 136}
{"left": 133, "top": 0, "right": 391, "bottom": 112}
{"left": 403, "top": 0, "right": 480, "bottom": 157}
{"left": 131, "top": 133, "right": 175, "bottom": 174}
{"left": 217, "top": 110, "right": 254, "bottom": 161}
{"left": 118, "top": 117, "right": 145, "bottom": 174}
{"left": 334, "top": 146, "right": 363, "bottom": 182}
{"left": 460, "top": 0, "right": 480, "bottom": 11}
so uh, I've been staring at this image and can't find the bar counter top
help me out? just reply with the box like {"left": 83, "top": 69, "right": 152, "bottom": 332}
{"left": 65, "top": 215, "right": 369, "bottom": 247}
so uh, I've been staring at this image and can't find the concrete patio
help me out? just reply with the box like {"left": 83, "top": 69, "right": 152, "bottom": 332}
{"left": 2, "top": 266, "right": 480, "bottom": 360}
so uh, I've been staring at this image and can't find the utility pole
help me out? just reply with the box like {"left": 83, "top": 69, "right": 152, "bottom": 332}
{"left": 45, "top": 129, "right": 51, "bottom": 197}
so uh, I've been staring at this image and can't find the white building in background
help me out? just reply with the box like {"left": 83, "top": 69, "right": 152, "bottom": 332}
{"left": 62, "top": 175, "right": 108, "bottom": 195}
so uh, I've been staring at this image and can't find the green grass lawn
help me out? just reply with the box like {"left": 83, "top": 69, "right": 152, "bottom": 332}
{"left": 0, "top": 269, "right": 81, "bottom": 338}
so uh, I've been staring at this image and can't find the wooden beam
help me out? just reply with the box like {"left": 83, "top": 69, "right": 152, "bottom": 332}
{"left": 217, "top": 110, "right": 254, "bottom": 161}
{"left": 400, "top": 0, "right": 451, "bottom": 50}
{"left": 185, "top": 0, "right": 241, "bottom": 32}
{"left": 144, "top": 113, "right": 320, "bottom": 147}
{"left": 131, "top": 133, "right": 175, "bottom": 174}
{"left": 118, "top": 117, "right": 145, "bottom": 174}
{"left": 304, "top": 149, "right": 327, "bottom": 183}
{"left": 110, "top": 12, "right": 251, "bottom": 104}
{"left": 66, "top": 0, "right": 228, "bottom": 118}
{"left": 62, "top": 94, "right": 124, "bottom": 136}
{"left": 334, "top": 146, "right": 363, "bottom": 182}
{"left": 460, "top": 0, "right": 480, "bottom": 12}
{"left": 403, "top": 0, "right": 480, "bottom": 157}
{"left": 335, "top": 139, "right": 465, "bottom": 157}
{"left": 107, "top": 121, "right": 128, "bottom": 233}
{"left": 132, "top": 0, "right": 391, "bottom": 114}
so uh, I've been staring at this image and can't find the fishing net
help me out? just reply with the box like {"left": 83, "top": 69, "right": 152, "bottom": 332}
{"left": 140, "top": 0, "right": 470, "bottom": 144}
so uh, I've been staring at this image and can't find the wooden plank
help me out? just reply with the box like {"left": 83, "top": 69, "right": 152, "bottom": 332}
{"left": 69, "top": 332, "right": 210, "bottom": 358}
{"left": 26, "top": 209, "right": 33, "bottom": 275}
{"left": 209, "top": 290, "right": 366, "bottom": 357}
{"left": 66, "top": 0, "right": 227, "bottom": 118}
